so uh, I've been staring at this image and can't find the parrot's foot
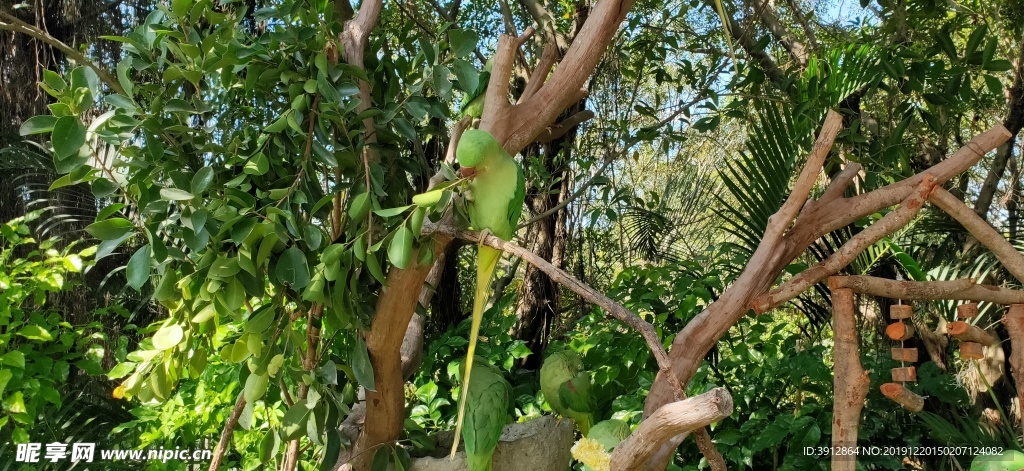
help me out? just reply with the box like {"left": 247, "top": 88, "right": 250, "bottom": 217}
{"left": 477, "top": 228, "right": 494, "bottom": 246}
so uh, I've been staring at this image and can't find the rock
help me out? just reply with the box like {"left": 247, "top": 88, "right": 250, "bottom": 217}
{"left": 411, "top": 416, "right": 575, "bottom": 471}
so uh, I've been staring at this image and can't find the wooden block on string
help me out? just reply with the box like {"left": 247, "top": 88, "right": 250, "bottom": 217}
{"left": 891, "top": 347, "right": 919, "bottom": 362}
{"left": 886, "top": 322, "right": 915, "bottom": 341}
{"left": 891, "top": 366, "right": 917, "bottom": 382}
{"left": 960, "top": 341, "right": 985, "bottom": 359}
{"left": 890, "top": 304, "right": 913, "bottom": 320}
{"left": 881, "top": 383, "right": 924, "bottom": 412}
{"left": 956, "top": 303, "right": 979, "bottom": 319}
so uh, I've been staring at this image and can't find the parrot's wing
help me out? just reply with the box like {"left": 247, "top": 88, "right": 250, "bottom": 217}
{"left": 463, "top": 365, "right": 511, "bottom": 457}
{"left": 558, "top": 373, "right": 595, "bottom": 413}
{"left": 506, "top": 159, "right": 525, "bottom": 229}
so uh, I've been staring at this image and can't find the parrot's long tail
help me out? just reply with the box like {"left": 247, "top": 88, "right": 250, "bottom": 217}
{"left": 450, "top": 245, "right": 502, "bottom": 458}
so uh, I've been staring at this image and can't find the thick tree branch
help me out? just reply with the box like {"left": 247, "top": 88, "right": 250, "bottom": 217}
{"left": 929, "top": 187, "right": 1024, "bottom": 284}
{"left": 743, "top": 0, "right": 809, "bottom": 67}
{"left": 609, "top": 388, "right": 733, "bottom": 471}
{"left": 974, "top": 27, "right": 1024, "bottom": 218}
{"left": 1002, "top": 304, "right": 1024, "bottom": 436}
{"left": 751, "top": 175, "right": 937, "bottom": 313}
{"left": 831, "top": 288, "right": 870, "bottom": 471}
{"left": 340, "top": 0, "right": 383, "bottom": 147}
{"left": 0, "top": 10, "right": 124, "bottom": 95}
{"left": 208, "top": 394, "right": 246, "bottom": 471}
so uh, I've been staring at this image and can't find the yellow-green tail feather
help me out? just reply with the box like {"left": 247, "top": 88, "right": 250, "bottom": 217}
{"left": 451, "top": 245, "right": 502, "bottom": 458}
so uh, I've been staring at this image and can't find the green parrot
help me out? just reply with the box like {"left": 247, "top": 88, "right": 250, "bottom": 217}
{"left": 460, "top": 59, "right": 493, "bottom": 119}
{"left": 970, "top": 449, "right": 1024, "bottom": 471}
{"left": 456, "top": 356, "right": 512, "bottom": 471}
{"left": 586, "top": 419, "right": 631, "bottom": 451}
{"left": 450, "top": 129, "right": 525, "bottom": 457}
{"left": 540, "top": 349, "right": 596, "bottom": 435}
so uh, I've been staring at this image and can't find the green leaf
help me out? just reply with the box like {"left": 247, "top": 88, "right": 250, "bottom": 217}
{"left": 348, "top": 192, "right": 371, "bottom": 220}
{"left": 160, "top": 187, "right": 195, "bottom": 201}
{"left": 984, "top": 60, "right": 1013, "bottom": 72}
{"left": 0, "top": 370, "right": 12, "bottom": 396}
{"left": 371, "top": 447, "right": 391, "bottom": 471}
{"left": 86, "top": 218, "right": 134, "bottom": 240}
{"left": 448, "top": 29, "right": 479, "bottom": 58}
{"left": 19, "top": 115, "right": 58, "bottom": 136}
{"left": 259, "top": 430, "right": 280, "bottom": 464}
{"left": 244, "top": 305, "right": 277, "bottom": 333}
{"left": 282, "top": 403, "right": 311, "bottom": 440}
{"left": 52, "top": 116, "right": 87, "bottom": 159}
{"left": 16, "top": 325, "right": 53, "bottom": 341}
{"left": 107, "top": 362, "right": 136, "bottom": 379}
{"left": 452, "top": 59, "right": 479, "bottom": 94}
{"left": 388, "top": 226, "right": 413, "bottom": 269}
{"left": 152, "top": 324, "right": 185, "bottom": 351}
{"left": 373, "top": 205, "right": 412, "bottom": 218}
{"left": 244, "top": 372, "right": 270, "bottom": 402}
{"left": 1, "top": 351, "right": 25, "bottom": 369}
{"left": 351, "top": 335, "right": 376, "bottom": 392}
{"left": 192, "top": 167, "right": 215, "bottom": 193}
{"left": 276, "top": 246, "right": 311, "bottom": 289}
{"left": 91, "top": 178, "right": 119, "bottom": 198}
{"left": 126, "top": 244, "right": 152, "bottom": 291}
{"left": 245, "top": 152, "right": 270, "bottom": 175}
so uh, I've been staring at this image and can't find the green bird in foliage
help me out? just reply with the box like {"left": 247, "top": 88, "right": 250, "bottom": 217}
{"left": 450, "top": 129, "right": 525, "bottom": 457}
{"left": 460, "top": 59, "right": 493, "bottom": 119}
{"left": 587, "top": 419, "right": 631, "bottom": 451}
{"left": 540, "top": 349, "right": 596, "bottom": 435}
{"left": 456, "top": 356, "right": 512, "bottom": 471}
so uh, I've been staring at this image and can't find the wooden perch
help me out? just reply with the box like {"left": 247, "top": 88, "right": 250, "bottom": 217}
{"left": 880, "top": 383, "right": 925, "bottom": 412}
{"left": 752, "top": 175, "right": 938, "bottom": 314}
{"left": 826, "top": 276, "right": 1024, "bottom": 303}
{"left": 609, "top": 388, "right": 733, "bottom": 471}
{"left": 957, "top": 303, "right": 979, "bottom": 319}
{"left": 1001, "top": 304, "right": 1024, "bottom": 435}
{"left": 831, "top": 288, "right": 870, "bottom": 471}
{"left": 929, "top": 187, "right": 1024, "bottom": 284}
{"left": 890, "top": 304, "right": 913, "bottom": 320}
{"left": 947, "top": 321, "right": 998, "bottom": 346}
{"left": 891, "top": 348, "right": 919, "bottom": 362}
{"left": 644, "top": 120, "right": 1010, "bottom": 471}
{"left": 886, "top": 322, "right": 915, "bottom": 341}
{"left": 960, "top": 342, "right": 985, "bottom": 360}
{"left": 891, "top": 367, "right": 917, "bottom": 382}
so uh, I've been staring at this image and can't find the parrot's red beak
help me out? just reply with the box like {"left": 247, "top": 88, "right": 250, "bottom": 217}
{"left": 460, "top": 166, "right": 477, "bottom": 178}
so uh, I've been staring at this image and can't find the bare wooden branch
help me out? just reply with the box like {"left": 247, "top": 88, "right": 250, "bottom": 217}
{"left": 744, "top": 0, "right": 809, "bottom": 66}
{"left": 535, "top": 110, "right": 596, "bottom": 143}
{"left": 1002, "top": 304, "right": 1024, "bottom": 435}
{"left": 929, "top": 187, "right": 1024, "bottom": 284}
{"left": 880, "top": 383, "right": 924, "bottom": 412}
{"left": 831, "top": 288, "right": 870, "bottom": 471}
{"left": 208, "top": 394, "right": 245, "bottom": 471}
{"left": 0, "top": 10, "right": 125, "bottom": 95}
{"left": 520, "top": 43, "right": 560, "bottom": 102}
{"left": 840, "top": 275, "right": 967, "bottom": 298}
{"left": 947, "top": 321, "right": 998, "bottom": 346}
{"left": 765, "top": 110, "right": 844, "bottom": 241}
{"left": 426, "top": 223, "right": 684, "bottom": 394}
{"left": 609, "top": 388, "right": 733, "bottom": 471}
{"left": 753, "top": 176, "right": 938, "bottom": 313}
{"left": 820, "top": 163, "right": 863, "bottom": 202}
{"left": 340, "top": 0, "right": 384, "bottom": 147}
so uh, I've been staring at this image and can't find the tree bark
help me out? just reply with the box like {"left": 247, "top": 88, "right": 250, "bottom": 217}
{"left": 1002, "top": 304, "right": 1024, "bottom": 436}
{"left": 974, "top": 28, "right": 1024, "bottom": 218}
{"left": 831, "top": 288, "right": 870, "bottom": 471}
